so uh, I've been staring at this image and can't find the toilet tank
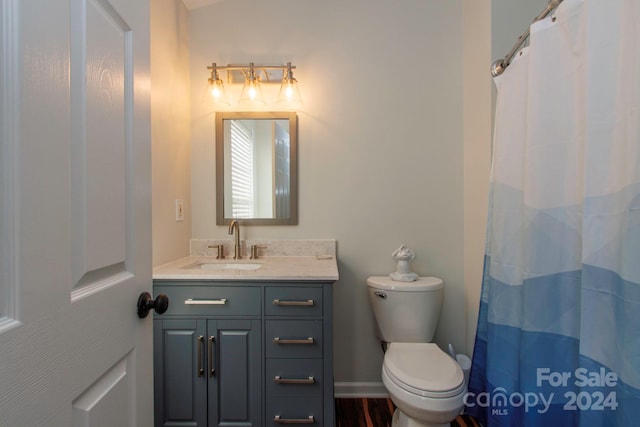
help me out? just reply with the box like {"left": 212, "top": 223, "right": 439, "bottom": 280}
{"left": 367, "top": 276, "right": 444, "bottom": 343}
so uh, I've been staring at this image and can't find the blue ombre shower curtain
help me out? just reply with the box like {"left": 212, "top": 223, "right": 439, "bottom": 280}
{"left": 467, "top": 0, "right": 640, "bottom": 425}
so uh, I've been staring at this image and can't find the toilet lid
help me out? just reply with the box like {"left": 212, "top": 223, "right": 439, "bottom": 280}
{"left": 384, "top": 343, "right": 465, "bottom": 398}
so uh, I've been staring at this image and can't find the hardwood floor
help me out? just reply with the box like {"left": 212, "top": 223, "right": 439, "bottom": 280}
{"left": 335, "top": 397, "right": 395, "bottom": 427}
{"left": 335, "top": 398, "right": 481, "bottom": 427}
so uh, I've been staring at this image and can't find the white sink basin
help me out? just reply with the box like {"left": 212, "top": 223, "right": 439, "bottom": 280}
{"left": 185, "top": 262, "right": 262, "bottom": 271}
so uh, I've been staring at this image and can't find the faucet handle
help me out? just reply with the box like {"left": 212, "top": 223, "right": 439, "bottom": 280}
{"left": 249, "top": 245, "right": 267, "bottom": 260}
{"left": 207, "top": 244, "right": 225, "bottom": 259}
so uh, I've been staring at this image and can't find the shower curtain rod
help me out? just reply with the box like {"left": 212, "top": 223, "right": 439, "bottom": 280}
{"left": 491, "top": 0, "right": 564, "bottom": 77}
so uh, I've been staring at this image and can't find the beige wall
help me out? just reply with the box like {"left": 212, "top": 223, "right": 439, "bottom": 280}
{"left": 462, "top": 0, "right": 492, "bottom": 356}
{"left": 151, "top": 0, "right": 192, "bottom": 266}
{"left": 147, "top": 0, "right": 550, "bottom": 390}
{"left": 189, "top": 0, "right": 470, "bottom": 386}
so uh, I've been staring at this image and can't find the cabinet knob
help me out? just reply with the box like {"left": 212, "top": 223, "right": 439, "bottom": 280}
{"left": 137, "top": 292, "right": 169, "bottom": 318}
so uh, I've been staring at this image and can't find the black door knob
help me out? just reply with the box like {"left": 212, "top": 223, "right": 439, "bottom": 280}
{"left": 137, "top": 292, "right": 169, "bottom": 318}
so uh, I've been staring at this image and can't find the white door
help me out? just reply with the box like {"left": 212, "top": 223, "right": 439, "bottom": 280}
{"left": 0, "top": 0, "right": 153, "bottom": 425}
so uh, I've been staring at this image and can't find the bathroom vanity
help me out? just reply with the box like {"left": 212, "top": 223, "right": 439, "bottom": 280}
{"left": 152, "top": 241, "right": 338, "bottom": 427}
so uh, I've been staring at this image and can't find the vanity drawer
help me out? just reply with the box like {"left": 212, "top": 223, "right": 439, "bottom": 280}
{"left": 154, "top": 285, "right": 261, "bottom": 316}
{"left": 265, "top": 320, "right": 323, "bottom": 358}
{"left": 265, "top": 286, "right": 323, "bottom": 317}
{"left": 266, "top": 359, "right": 323, "bottom": 398}
{"left": 266, "top": 398, "right": 322, "bottom": 427}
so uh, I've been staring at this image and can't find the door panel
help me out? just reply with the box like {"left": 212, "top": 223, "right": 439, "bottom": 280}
{"left": 0, "top": 0, "right": 152, "bottom": 425}
{"left": 154, "top": 319, "right": 207, "bottom": 427}
{"left": 72, "top": 352, "right": 135, "bottom": 427}
{"left": 211, "top": 319, "right": 262, "bottom": 427}
{"left": 71, "top": 0, "right": 132, "bottom": 295}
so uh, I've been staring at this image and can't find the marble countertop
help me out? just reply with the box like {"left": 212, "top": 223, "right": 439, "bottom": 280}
{"left": 153, "top": 255, "right": 339, "bottom": 282}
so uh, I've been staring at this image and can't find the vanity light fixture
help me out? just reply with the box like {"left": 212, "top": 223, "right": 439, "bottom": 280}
{"left": 238, "top": 63, "right": 266, "bottom": 106}
{"left": 206, "top": 62, "right": 302, "bottom": 107}
{"left": 208, "top": 63, "right": 230, "bottom": 106}
{"left": 276, "top": 62, "right": 303, "bottom": 106}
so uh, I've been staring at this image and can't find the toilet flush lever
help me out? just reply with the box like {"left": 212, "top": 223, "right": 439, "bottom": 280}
{"left": 374, "top": 291, "right": 387, "bottom": 299}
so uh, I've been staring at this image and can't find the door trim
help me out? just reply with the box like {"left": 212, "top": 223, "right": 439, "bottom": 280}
{"left": 0, "top": 0, "right": 21, "bottom": 332}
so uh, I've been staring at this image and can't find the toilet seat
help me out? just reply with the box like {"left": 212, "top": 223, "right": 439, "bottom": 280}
{"left": 383, "top": 343, "right": 465, "bottom": 399}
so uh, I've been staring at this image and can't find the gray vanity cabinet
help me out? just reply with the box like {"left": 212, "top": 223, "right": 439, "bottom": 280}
{"left": 264, "top": 285, "right": 331, "bottom": 427}
{"left": 153, "top": 281, "right": 334, "bottom": 427}
{"left": 153, "top": 284, "right": 262, "bottom": 427}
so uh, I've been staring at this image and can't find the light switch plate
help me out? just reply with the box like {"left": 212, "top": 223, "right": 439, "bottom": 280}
{"left": 175, "top": 199, "right": 184, "bottom": 221}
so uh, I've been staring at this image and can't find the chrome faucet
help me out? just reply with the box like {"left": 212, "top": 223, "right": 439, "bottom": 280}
{"left": 228, "top": 220, "right": 241, "bottom": 259}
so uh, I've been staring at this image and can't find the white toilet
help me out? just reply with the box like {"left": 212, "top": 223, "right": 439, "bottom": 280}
{"left": 367, "top": 276, "right": 465, "bottom": 427}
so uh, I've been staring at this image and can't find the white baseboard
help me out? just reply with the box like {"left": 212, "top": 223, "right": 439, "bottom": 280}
{"left": 334, "top": 382, "right": 389, "bottom": 398}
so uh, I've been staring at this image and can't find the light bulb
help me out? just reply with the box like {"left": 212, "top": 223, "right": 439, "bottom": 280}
{"left": 277, "top": 78, "right": 302, "bottom": 107}
{"left": 207, "top": 63, "right": 230, "bottom": 106}
{"left": 209, "top": 77, "right": 229, "bottom": 106}
{"left": 285, "top": 85, "right": 294, "bottom": 100}
{"left": 276, "top": 62, "right": 302, "bottom": 107}
{"left": 240, "top": 64, "right": 266, "bottom": 106}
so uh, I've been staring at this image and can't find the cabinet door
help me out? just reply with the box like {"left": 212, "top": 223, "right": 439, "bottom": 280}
{"left": 209, "top": 319, "right": 262, "bottom": 427}
{"left": 154, "top": 319, "right": 207, "bottom": 427}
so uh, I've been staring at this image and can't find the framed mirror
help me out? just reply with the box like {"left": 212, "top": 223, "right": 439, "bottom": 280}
{"left": 216, "top": 112, "right": 298, "bottom": 225}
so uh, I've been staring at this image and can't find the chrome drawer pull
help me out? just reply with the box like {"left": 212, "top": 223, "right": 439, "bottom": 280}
{"left": 184, "top": 298, "right": 227, "bottom": 305}
{"left": 274, "top": 415, "right": 314, "bottom": 424}
{"left": 273, "top": 299, "right": 314, "bottom": 306}
{"left": 273, "top": 337, "right": 314, "bottom": 345}
{"left": 273, "top": 376, "right": 316, "bottom": 384}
